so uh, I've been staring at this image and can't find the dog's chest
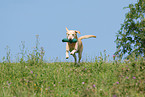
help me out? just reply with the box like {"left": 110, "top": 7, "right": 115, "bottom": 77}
{"left": 68, "top": 43, "right": 76, "bottom": 51}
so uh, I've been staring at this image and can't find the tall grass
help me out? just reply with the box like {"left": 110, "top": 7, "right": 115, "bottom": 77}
{"left": 0, "top": 36, "right": 144, "bottom": 97}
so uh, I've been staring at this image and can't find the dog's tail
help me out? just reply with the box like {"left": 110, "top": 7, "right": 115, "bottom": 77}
{"left": 78, "top": 35, "right": 96, "bottom": 40}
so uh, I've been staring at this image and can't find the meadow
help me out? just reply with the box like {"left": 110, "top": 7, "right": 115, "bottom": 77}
{"left": 0, "top": 55, "right": 145, "bottom": 97}
{"left": 0, "top": 38, "right": 145, "bottom": 97}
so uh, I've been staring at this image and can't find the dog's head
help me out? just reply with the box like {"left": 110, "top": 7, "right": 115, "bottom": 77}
{"left": 66, "top": 27, "right": 80, "bottom": 40}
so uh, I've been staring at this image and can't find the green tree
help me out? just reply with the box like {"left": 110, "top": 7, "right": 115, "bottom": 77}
{"left": 115, "top": 0, "right": 145, "bottom": 58}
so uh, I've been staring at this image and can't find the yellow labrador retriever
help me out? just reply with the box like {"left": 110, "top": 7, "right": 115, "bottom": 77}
{"left": 65, "top": 27, "right": 96, "bottom": 64}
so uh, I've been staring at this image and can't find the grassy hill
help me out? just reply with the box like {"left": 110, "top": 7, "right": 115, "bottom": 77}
{"left": 0, "top": 56, "right": 144, "bottom": 97}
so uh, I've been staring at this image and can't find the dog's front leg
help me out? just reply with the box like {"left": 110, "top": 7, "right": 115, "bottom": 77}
{"left": 70, "top": 49, "right": 77, "bottom": 55}
{"left": 66, "top": 50, "right": 69, "bottom": 59}
{"left": 66, "top": 43, "right": 69, "bottom": 59}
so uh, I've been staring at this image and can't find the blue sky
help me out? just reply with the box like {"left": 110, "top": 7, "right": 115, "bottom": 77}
{"left": 0, "top": 0, "right": 137, "bottom": 62}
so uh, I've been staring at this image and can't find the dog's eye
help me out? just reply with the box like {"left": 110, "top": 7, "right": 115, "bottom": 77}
{"left": 72, "top": 34, "right": 74, "bottom": 36}
{"left": 68, "top": 34, "right": 70, "bottom": 36}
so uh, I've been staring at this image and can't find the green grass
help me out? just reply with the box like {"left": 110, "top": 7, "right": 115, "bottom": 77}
{"left": 0, "top": 58, "right": 144, "bottom": 97}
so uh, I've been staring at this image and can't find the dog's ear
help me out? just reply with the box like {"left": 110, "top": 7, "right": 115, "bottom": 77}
{"left": 66, "top": 27, "right": 69, "bottom": 32}
{"left": 75, "top": 31, "right": 81, "bottom": 34}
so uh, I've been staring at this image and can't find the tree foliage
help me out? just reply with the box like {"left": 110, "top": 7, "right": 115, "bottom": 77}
{"left": 115, "top": 0, "right": 145, "bottom": 58}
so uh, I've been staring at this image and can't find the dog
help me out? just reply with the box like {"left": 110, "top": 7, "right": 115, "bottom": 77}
{"left": 65, "top": 27, "right": 96, "bottom": 64}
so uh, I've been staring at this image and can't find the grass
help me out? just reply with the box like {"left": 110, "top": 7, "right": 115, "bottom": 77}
{"left": 0, "top": 36, "right": 144, "bottom": 96}
{"left": 0, "top": 57, "right": 145, "bottom": 97}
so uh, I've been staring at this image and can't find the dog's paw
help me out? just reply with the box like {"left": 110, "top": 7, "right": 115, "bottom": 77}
{"left": 70, "top": 51, "right": 75, "bottom": 55}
